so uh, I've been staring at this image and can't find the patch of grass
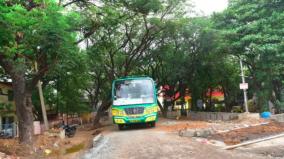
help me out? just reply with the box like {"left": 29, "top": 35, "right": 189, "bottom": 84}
{"left": 65, "top": 143, "right": 85, "bottom": 154}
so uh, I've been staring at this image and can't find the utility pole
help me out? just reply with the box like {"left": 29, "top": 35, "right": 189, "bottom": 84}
{"left": 240, "top": 60, "right": 249, "bottom": 113}
{"left": 35, "top": 62, "right": 49, "bottom": 130}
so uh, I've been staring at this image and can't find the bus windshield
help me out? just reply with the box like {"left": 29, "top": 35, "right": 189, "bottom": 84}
{"left": 113, "top": 79, "right": 154, "bottom": 106}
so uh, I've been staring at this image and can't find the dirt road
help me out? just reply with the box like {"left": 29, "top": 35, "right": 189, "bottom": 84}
{"left": 81, "top": 122, "right": 264, "bottom": 159}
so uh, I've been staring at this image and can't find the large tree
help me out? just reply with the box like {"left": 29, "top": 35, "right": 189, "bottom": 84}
{"left": 213, "top": 0, "right": 284, "bottom": 111}
{"left": 142, "top": 16, "right": 241, "bottom": 113}
{"left": 0, "top": 1, "right": 79, "bottom": 144}
{"left": 82, "top": 0, "right": 187, "bottom": 125}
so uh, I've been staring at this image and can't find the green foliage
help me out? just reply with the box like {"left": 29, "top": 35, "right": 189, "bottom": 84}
{"left": 276, "top": 90, "right": 284, "bottom": 112}
{"left": 84, "top": 0, "right": 187, "bottom": 110}
{"left": 231, "top": 106, "right": 243, "bottom": 113}
{"left": 0, "top": 103, "right": 13, "bottom": 111}
{"left": 32, "top": 50, "right": 92, "bottom": 118}
{"left": 214, "top": 103, "right": 225, "bottom": 112}
{"left": 122, "top": 0, "right": 163, "bottom": 14}
{"left": 248, "top": 99, "right": 257, "bottom": 112}
{"left": 145, "top": 16, "right": 241, "bottom": 111}
{"left": 0, "top": 0, "right": 90, "bottom": 116}
{"left": 0, "top": 1, "right": 77, "bottom": 61}
{"left": 1, "top": 0, "right": 283, "bottom": 120}
{"left": 213, "top": 0, "right": 284, "bottom": 111}
{"left": 55, "top": 57, "right": 91, "bottom": 114}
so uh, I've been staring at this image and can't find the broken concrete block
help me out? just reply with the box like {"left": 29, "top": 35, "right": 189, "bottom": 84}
{"left": 179, "top": 129, "right": 214, "bottom": 138}
{"left": 179, "top": 129, "right": 197, "bottom": 137}
{"left": 195, "top": 129, "right": 213, "bottom": 138}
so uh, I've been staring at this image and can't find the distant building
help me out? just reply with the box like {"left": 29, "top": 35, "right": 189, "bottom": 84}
{"left": 0, "top": 82, "right": 17, "bottom": 137}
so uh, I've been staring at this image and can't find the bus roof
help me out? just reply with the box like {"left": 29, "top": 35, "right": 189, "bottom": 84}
{"left": 114, "top": 76, "right": 152, "bottom": 81}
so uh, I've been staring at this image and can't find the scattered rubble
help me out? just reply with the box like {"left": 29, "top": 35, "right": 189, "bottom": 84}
{"left": 208, "top": 118, "right": 268, "bottom": 133}
{"left": 0, "top": 128, "right": 96, "bottom": 159}
{"left": 179, "top": 128, "right": 214, "bottom": 138}
{"left": 160, "top": 117, "right": 284, "bottom": 151}
{"left": 0, "top": 152, "right": 19, "bottom": 159}
{"left": 0, "top": 138, "right": 30, "bottom": 157}
{"left": 161, "top": 117, "right": 269, "bottom": 140}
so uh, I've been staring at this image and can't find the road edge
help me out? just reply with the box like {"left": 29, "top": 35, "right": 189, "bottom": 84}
{"left": 93, "top": 134, "right": 103, "bottom": 147}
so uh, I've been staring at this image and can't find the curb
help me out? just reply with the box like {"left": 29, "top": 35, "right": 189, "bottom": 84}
{"left": 81, "top": 134, "right": 106, "bottom": 159}
{"left": 93, "top": 134, "right": 103, "bottom": 147}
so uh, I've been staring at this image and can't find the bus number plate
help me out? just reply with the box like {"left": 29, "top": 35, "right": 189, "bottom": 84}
{"left": 130, "top": 119, "right": 140, "bottom": 123}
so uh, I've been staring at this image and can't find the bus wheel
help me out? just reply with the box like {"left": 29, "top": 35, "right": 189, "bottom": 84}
{"left": 150, "top": 122, "right": 156, "bottom": 127}
{"left": 118, "top": 124, "right": 125, "bottom": 130}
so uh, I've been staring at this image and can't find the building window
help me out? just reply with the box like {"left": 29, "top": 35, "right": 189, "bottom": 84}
{"left": 8, "top": 90, "right": 13, "bottom": 101}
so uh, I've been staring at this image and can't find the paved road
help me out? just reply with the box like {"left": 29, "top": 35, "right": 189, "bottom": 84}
{"left": 81, "top": 124, "right": 264, "bottom": 159}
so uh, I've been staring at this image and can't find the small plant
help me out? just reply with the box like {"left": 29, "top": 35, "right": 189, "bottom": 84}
{"left": 231, "top": 106, "right": 243, "bottom": 113}
{"left": 214, "top": 103, "right": 225, "bottom": 112}
{"left": 247, "top": 99, "right": 257, "bottom": 112}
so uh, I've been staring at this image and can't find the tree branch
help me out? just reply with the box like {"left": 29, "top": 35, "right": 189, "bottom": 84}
{"left": 63, "top": 0, "right": 82, "bottom": 7}
{"left": 29, "top": 58, "right": 58, "bottom": 91}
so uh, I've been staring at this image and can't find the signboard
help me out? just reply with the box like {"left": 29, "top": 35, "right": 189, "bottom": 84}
{"left": 240, "top": 83, "right": 248, "bottom": 89}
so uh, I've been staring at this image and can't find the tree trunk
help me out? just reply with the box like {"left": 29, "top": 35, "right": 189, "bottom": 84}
{"left": 93, "top": 100, "right": 111, "bottom": 127}
{"left": 208, "top": 88, "right": 213, "bottom": 111}
{"left": 93, "top": 105, "right": 103, "bottom": 127}
{"left": 222, "top": 86, "right": 231, "bottom": 112}
{"left": 12, "top": 73, "right": 34, "bottom": 145}
{"left": 89, "top": 77, "right": 101, "bottom": 111}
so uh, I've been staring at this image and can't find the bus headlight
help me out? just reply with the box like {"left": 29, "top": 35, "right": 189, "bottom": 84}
{"left": 112, "top": 109, "right": 126, "bottom": 116}
{"left": 144, "top": 106, "right": 158, "bottom": 114}
{"left": 146, "top": 115, "right": 156, "bottom": 122}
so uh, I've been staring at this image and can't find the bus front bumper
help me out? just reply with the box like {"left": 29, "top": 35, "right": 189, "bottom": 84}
{"left": 113, "top": 113, "right": 158, "bottom": 124}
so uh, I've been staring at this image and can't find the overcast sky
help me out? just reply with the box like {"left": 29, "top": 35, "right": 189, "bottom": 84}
{"left": 190, "top": 0, "right": 228, "bottom": 16}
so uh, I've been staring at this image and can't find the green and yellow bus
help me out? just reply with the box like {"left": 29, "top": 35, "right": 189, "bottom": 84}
{"left": 111, "top": 76, "right": 158, "bottom": 130}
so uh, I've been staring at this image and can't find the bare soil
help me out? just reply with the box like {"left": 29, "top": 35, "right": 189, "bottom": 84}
{"left": 0, "top": 127, "right": 96, "bottom": 159}
{"left": 82, "top": 118, "right": 265, "bottom": 159}
{"left": 0, "top": 117, "right": 278, "bottom": 159}
{"left": 155, "top": 118, "right": 209, "bottom": 132}
{"left": 209, "top": 122, "right": 284, "bottom": 145}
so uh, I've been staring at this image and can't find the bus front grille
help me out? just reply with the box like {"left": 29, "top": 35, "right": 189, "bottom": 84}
{"left": 124, "top": 107, "right": 144, "bottom": 115}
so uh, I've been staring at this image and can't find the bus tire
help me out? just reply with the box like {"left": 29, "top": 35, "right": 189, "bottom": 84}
{"left": 118, "top": 124, "right": 125, "bottom": 130}
{"left": 150, "top": 121, "right": 156, "bottom": 127}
